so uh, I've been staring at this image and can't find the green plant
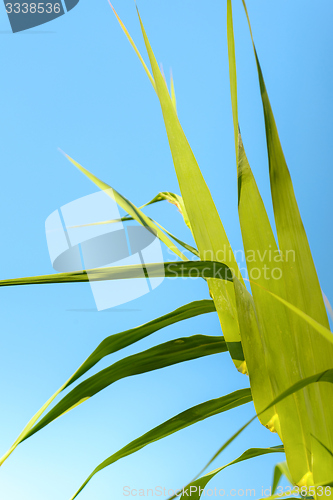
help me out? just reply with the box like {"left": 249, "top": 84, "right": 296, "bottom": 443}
{"left": 1, "top": 2, "right": 333, "bottom": 499}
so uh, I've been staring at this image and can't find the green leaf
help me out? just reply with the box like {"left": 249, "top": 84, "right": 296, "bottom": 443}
{"left": 109, "top": 2, "right": 248, "bottom": 370}
{"left": 0, "top": 300, "right": 216, "bottom": 465}
{"left": 227, "top": 4, "right": 313, "bottom": 475}
{"left": 265, "top": 369, "right": 333, "bottom": 413}
{"left": 203, "top": 367, "right": 333, "bottom": 479}
{"left": 178, "top": 446, "right": 284, "bottom": 500}
{"left": 69, "top": 299, "right": 216, "bottom": 386}
{"left": 226, "top": 0, "right": 239, "bottom": 167}
{"left": 272, "top": 462, "right": 294, "bottom": 493}
{"left": 152, "top": 218, "right": 198, "bottom": 257}
{"left": 170, "top": 69, "right": 177, "bottom": 112}
{"left": 70, "top": 389, "right": 252, "bottom": 499}
{"left": 136, "top": 7, "right": 246, "bottom": 373}
{"left": 1, "top": 260, "right": 331, "bottom": 349}
{"left": 232, "top": 277, "right": 277, "bottom": 430}
{"left": 242, "top": 0, "right": 330, "bottom": 327}
{"left": 227, "top": 0, "right": 280, "bottom": 435}
{"left": 69, "top": 213, "right": 198, "bottom": 258}
{"left": 141, "top": 191, "right": 191, "bottom": 230}
{"left": 107, "top": 1, "right": 156, "bottom": 91}
{"left": 227, "top": 0, "right": 333, "bottom": 485}
{"left": 77, "top": 190, "right": 190, "bottom": 229}
{"left": 0, "top": 261, "right": 233, "bottom": 287}
{"left": 249, "top": 281, "right": 333, "bottom": 346}
{"left": 24, "top": 334, "right": 230, "bottom": 441}
{"left": 60, "top": 150, "right": 188, "bottom": 262}
{"left": 311, "top": 436, "right": 333, "bottom": 460}
{"left": 243, "top": 0, "right": 333, "bottom": 486}
{"left": 0, "top": 368, "right": 80, "bottom": 467}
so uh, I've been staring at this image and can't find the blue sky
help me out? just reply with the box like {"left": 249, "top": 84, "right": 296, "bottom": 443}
{"left": 0, "top": 1, "right": 332, "bottom": 499}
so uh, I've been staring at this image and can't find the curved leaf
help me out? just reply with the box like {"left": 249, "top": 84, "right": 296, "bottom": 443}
{"left": 72, "top": 214, "right": 198, "bottom": 257}
{"left": 60, "top": 150, "right": 188, "bottom": 262}
{"left": 24, "top": 334, "right": 230, "bottom": 440}
{"left": 179, "top": 446, "right": 284, "bottom": 500}
{"left": 139, "top": 191, "right": 191, "bottom": 230}
{"left": 0, "top": 261, "right": 233, "bottom": 288}
{"left": 110, "top": 3, "right": 246, "bottom": 372}
{"left": 71, "top": 389, "right": 252, "bottom": 499}
{"left": 272, "top": 462, "right": 293, "bottom": 493}
{"left": 0, "top": 300, "right": 216, "bottom": 465}
{"left": 69, "top": 299, "right": 216, "bottom": 386}
{"left": 200, "top": 368, "right": 333, "bottom": 478}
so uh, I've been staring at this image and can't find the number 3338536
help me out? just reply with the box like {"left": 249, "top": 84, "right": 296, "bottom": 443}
{"left": 5, "top": 3, "right": 61, "bottom": 14}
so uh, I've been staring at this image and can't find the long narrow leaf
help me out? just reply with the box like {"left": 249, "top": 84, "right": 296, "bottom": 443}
{"left": 1, "top": 261, "right": 331, "bottom": 349}
{"left": 241, "top": 0, "right": 333, "bottom": 485}
{"left": 272, "top": 462, "right": 294, "bottom": 493}
{"left": 249, "top": 280, "right": 333, "bottom": 346}
{"left": 202, "top": 368, "right": 333, "bottom": 479}
{"left": 135, "top": 7, "right": 246, "bottom": 373}
{"left": 71, "top": 215, "right": 198, "bottom": 257}
{"left": 87, "top": 191, "right": 191, "bottom": 230}
{"left": 227, "top": 1, "right": 319, "bottom": 482}
{"left": 0, "top": 300, "right": 215, "bottom": 464}
{"left": 134, "top": 190, "right": 191, "bottom": 230}
{"left": 70, "top": 389, "right": 252, "bottom": 499}
{"left": 107, "top": 1, "right": 156, "bottom": 90}
{"left": 179, "top": 446, "right": 284, "bottom": 500}
{"left": 109, "top": 3, "right": 247, "bottom": 371}
{"left": 0, "top": 261, "right": 232, "bottom": 287}
{"left": 69, "top": 299, "right": 216, "bottom": 386}
{"left": 60, "top": 151, "right": 188, "bottom": 262}
{"left": 23, "top": 334, "right": 229, "bottom": 440}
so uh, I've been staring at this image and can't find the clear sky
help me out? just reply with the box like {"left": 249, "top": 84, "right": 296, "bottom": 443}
{"left": 0, "top": 1, "right": 332, "bottom": 499}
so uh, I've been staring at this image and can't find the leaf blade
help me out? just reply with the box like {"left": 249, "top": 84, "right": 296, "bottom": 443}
{"left": 136, "top": 7, "right": 246, "bottom": 373}
{"left": 25, "top": 334, "right": 230, "bottom": 440}
{"left": 61, "top": 151, "right": 188, "bottom": 262}
{"left": 70, "top": 389, "right": 252, "bottom": 499}
{"left": 0, "top": 300, "right": 216, "bottom": 465}
{"left": 179, "top": 446, "right": 284, "bottom": 500}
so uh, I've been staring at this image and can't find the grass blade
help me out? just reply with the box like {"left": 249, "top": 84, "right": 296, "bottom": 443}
{"left": 233, "top": 277, "right": 278, "bottom": 431}
{"left": 69, "top": 299, "right": 216, "bottom": 386}
{"left": 101, "top": 190, "right": 190, "bottom": 229}
{"left": 170, "top": 69, "right": 177, "bottom": 112}
{"left": 1, "top": 260, "right": 330, "bottom": 349}
{"left": 61, "top": 151, "right": 188, "bottom": 262}
{"left": 136, "top": 7, "right": 246, "bottom": 373}
{"left": 229, "top": 0, "right": 333, "bottom": 485}
{"left": 0, "top": 300, "right": 215, "bottom": 464}
{"left": 193, "top": 367, "right": 333, "bottom": 494}
{"left": 241, "top": 0, "right": 333, "bottom": 485}
{"left": 140, "top": 191, "right": 191, "bottom": 230}
{"left": 227, "top": 3, "right": 311, "bottom": 471}
{"left": 107, "top": 1, "right": 156, "bottom": 91}
{"left": 272, "top": 462, "right": 294, "bottom": 493}
{"left": 70, "top": 389, "right": 252, "bottom": 499}
{"left": 249, "top": 280, "right": 333, "bottom": 346}
{"left": 71, "top": 215, "right": 198, "bottom": 257}
{"left": 24, "top": 335, "right": 229, "bottom": 440}
{"left": 0, "top": 368, "right": 81, "bottom": 466}
{"left": 0, "top": 261, "right": 233, "bottom": 287}
{"left": 178, "top": 446, "right": 284, "bottom": 500}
